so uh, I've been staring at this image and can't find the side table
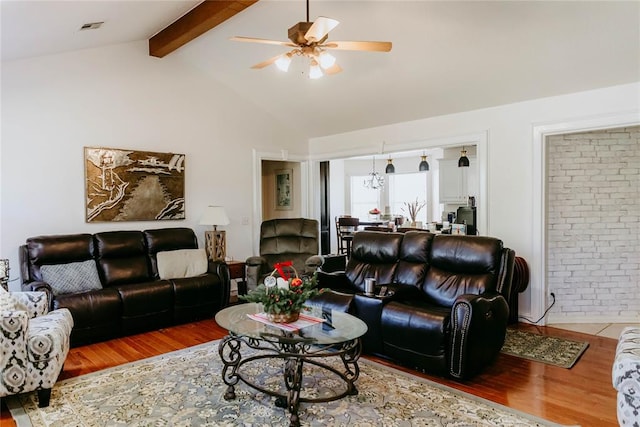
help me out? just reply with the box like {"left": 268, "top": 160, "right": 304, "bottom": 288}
{"left": 226, "top": 261, "right": 247, "bottom": 297}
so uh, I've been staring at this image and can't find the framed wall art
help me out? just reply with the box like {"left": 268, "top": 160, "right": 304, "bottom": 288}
{"left": 275, "top": 168, "right": 293, "bottom": 210}
{"left": 84, "top": 147, "right": 185, "bottom": 222}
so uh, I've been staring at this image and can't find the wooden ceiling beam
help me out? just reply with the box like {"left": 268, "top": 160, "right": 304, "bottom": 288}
{"left": 149, "top": 0, "right": 259, "bottom": 58}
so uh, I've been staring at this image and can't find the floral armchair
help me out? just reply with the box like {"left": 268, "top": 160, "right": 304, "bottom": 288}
{"left": 0, "top": 288, "right": 73, "bottom": 407}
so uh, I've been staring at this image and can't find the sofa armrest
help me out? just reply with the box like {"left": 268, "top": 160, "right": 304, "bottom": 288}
{"left": 0, "top": 310, "right": 29, "bottom": 367}
{"left": 316, "top": 270, "right": 354, "bottom": 293}
{"left": 304, "top": 255, "right": 324, "bottom": 273}
{"left": 246, "top": 256, "right": 266, "bottom": 267}
{"left": 21, "top": 281, "right": 54, "bottom": 310}
{"left": 245, "top": 256, "right": 269, "bottom": 293}
{"left": 11, "top": 291, "right": 49, "bottom": 318}
{"left": 209, "top": 261, "right": 231, "bottom": 307}
{"left": 449, "top": 292, "right": 509, "bottom": 379}
{"left": 27, "top": 308, "right": 74, "bottom": 363}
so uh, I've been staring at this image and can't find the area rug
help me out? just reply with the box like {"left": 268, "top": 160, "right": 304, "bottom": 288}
{"left": 501, "top": 328, "right": 590, "bottom": 368}
{"left": 7, "top": 340, "right": 574, "bottom": 427}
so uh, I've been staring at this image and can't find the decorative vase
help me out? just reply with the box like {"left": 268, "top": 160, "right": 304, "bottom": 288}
{"left": 267, "top": 311, "right": 300, "bottom": 323}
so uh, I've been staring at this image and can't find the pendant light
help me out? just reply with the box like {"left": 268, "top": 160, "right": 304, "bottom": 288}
{"left": 458, "top": 146, "right": 470, "bottom": 167}
{"left": 364, "top": 157, "right": 384, "bottom": 189}
{"left": 418, "top": 153, "right": 430, "bottom": 171}
{"left": 385, "top": 156, "right": 395, "bottom": 174}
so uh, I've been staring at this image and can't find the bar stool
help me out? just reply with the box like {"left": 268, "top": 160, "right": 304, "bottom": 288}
{"left": 337, "top": 216, "right": 360, "bottom": 257}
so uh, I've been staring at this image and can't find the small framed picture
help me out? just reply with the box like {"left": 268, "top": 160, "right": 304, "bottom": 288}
{"left": 451, "top": 224, "right": 467, "bottom": 235}
{"left": 275, "top": 169, "right": 293, "bottom": 210}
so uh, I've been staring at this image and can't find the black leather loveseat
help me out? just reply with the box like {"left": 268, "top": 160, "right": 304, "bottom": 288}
{"left": 312, "top": 231, "right": 515, "bottom": 379}
{"left": 20, "top": 227, "right": 230, "bottom": 346}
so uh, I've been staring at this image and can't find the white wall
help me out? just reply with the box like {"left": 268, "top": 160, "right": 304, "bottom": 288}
{"left": 310, "top": 82, "right": 640, "bottom": 323}
{"left": 0, "top": 41, "right": 308, "bottom": 289}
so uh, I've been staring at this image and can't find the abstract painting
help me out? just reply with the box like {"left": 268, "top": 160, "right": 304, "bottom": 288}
{"left": 85, "top": 147, "right": 185, "bottom": 222}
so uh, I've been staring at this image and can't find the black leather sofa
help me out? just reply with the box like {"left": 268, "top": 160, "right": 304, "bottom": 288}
{"left": 20, "top": 227, "right": 230, "bottom": 346}
{"left": 312, "top": 231, "right": 515, "bottom": 379}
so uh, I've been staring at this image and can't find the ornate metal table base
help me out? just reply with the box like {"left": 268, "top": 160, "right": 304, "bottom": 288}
{"left": 219, "top": 333, "right": 362, "bottom": 427}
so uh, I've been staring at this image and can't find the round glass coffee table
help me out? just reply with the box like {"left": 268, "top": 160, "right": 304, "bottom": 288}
{"left": 215, "top": 303, "right": 368, "bottom": 427}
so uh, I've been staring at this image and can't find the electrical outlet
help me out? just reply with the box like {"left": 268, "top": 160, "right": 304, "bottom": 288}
{"left": 241, "top": 217, "right": 249, "bottom": 225}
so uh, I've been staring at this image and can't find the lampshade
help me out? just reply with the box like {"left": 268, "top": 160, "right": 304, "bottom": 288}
{"left": 458, "top": 147, "right": 470, "bottom": 167}
{"left": 309, "top": 60, "right": 323, "bottom": 79}
{"left": 318, "top": 51, "right": 336, "bottom": 69}
{"left": 199, "top": 206, "right": 230, "bottom": 227}
{"left": 418, "top": 154, "right": 430, "bottom": 171}
{"left": 275, "top": 53, "right": 292, "bottom": 72}
{"left": 385, "top": 158, "right": 395, "bottom": 174}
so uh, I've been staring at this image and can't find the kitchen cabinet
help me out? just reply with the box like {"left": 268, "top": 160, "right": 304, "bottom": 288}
{"left": 438, "top": 158, "right": 476, "bottom": 204}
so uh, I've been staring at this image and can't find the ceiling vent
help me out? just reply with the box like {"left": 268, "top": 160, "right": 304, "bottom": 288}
{"left": 79, "top": 22, "right": 104, "bottom": 31}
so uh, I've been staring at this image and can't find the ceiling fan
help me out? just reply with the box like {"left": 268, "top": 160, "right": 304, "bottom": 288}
{"left": 230, "top": 0, "right": 392, "bottom": 78}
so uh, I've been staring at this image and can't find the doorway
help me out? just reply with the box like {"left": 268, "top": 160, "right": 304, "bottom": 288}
{"left": 261, "top": 160, "right": 304, "bottom": 220}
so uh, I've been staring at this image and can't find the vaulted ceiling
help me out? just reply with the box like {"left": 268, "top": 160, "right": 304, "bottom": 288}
{"left": 2, "top": 1, "right": 638, "bottom": 139}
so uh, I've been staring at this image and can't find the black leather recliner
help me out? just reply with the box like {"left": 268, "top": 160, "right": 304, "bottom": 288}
{"left": 312, "top": 231, "right": 515, "bottom": 379}
{"left": 245, "top": 218, "right": 323, "bottom": 291}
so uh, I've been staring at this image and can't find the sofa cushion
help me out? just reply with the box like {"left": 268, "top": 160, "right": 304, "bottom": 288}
{"left": 40, "top": 260, "right": 102, "bottom": 296}
{"left": 395, "top": 231, "right": 434, "bottom": 286}
{"left": 144, "top": 228, "right": 199, "bottom": 279}
{"left": 94, "top": 231, "right": 150, "bottom": 286}
{"left": 157, "top": 249, "right": 207, "bottom": 279}
{"left": 26, "top": 234, "right": 94, "bottom": 282}
{"left": 172, "top": 275, "right": 221, "bottom": 323}
{"left": 381, "top": 300, "right": 450, "bottom": 374}
{"left": 53, "top": 288, "right": 122, "bottom": 346}
{"left": 346, "top": 232, "right": 402, "bottom": 291}
{"left": 423, "top": 236, "right": 503, "bottom": 307}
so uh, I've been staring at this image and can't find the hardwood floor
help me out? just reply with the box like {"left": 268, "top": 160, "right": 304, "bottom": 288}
{"left": 1, "top": 321, "right": 618, "bottom": 426}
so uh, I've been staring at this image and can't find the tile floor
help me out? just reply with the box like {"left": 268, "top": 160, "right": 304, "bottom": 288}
{"left": 549, "top": 323, "right": 638, "bottom": 339}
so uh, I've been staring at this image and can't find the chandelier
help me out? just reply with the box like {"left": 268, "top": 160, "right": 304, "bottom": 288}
{"left": 364, "top": 157, "right": 384, "bottom": 189}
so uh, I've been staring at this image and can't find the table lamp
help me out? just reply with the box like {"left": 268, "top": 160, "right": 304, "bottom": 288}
{"left": 199, "top": 206, "right": 230, "bottom": 261}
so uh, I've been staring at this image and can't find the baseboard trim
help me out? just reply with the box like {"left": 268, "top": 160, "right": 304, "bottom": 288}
{"left": 547, "top": 314, "right": 640, "bottom": 324}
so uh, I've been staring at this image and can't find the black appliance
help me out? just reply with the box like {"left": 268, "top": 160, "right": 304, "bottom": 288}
{"left": 456, "top": 206, "right": 477, "bottom": 235}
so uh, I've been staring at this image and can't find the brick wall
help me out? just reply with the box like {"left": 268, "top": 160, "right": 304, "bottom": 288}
{"left": 546, "top": 126, "right": 639, "bottom": 322}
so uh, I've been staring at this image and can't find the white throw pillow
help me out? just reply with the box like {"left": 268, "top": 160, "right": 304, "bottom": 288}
{"left": 156, "top": 249, "right": 208, "bottom": 280}
{"left": 40, "top": 260, "right": 103, "bottom": 296}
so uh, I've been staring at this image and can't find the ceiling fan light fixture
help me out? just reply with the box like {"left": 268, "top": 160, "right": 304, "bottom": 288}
{"left": 318, "top": 50, "right": 336, "bottom": 69}
{"left": 309, "top": 60, "right": 323, "bottom": 79}
{"left": 275, "top": 53, "right": 292, "bottom": 72}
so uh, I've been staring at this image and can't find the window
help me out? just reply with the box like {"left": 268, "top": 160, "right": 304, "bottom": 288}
{"left": 389, "top": 173, "right": 428, "bottom": 224}
{"left": 350, "top": 175, "right": 380, "bottom": 219}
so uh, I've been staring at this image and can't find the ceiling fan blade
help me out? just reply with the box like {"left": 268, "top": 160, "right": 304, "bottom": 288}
{"left": 304, "top": 16, "right": 339, "bottom": 42}
{"left": 250, "top": 54, "right": 283, "bottom": 69}
{"left": 324, "top": 63, "right": 342, "bottom": 75}
{"left": 323, "top": 41, "right": 392, "bottom": 52}
{"left": 230, "top": 36, "right": 297, "bottom": 48}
